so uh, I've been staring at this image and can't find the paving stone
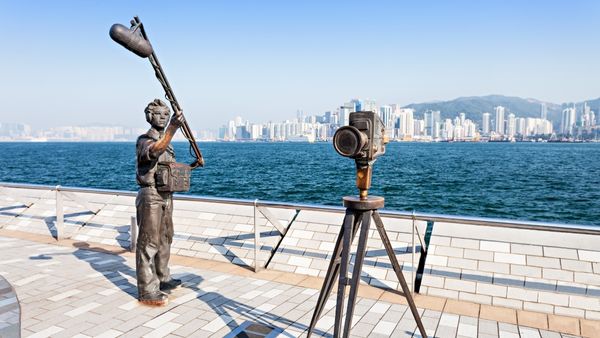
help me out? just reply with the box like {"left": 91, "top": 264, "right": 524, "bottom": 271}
{"left": 537, "top": 291, "right": 569, "bottom": 307}
{"left": 527, "top": 256, "right": 561, "bottom": 269}
{"left": 523, "top": 301, "right": 554, "bottom": 314}
{"left": 578, "top": 250, "right": 600, "bottom": 263}
{"left": 542, "top": 268, "right": 573, "bottom": 282}
{"left": 435, "top": 245, "right": 464, "bottom": 258}
{"left": 574, "top": 272, "right": 600, "bottom": 286}
{"left": 569, "top": 295, "right": 600, "bottom": 311}
{"left": 464, "top": 248, "right": 494, "bottom": 262}
{"left": 538, "top": 329, "right": 561, "bottom": 338}
{"left": 448, "top": 257, "right": 478, "bottom": 270}
{"left": 561, "top": 259, "right": 593, "bottom": 273}
{"left": 445, "top": 279, "right": 476, "bottom": 293}
{"left": 511, "top": 264, "right": 542, "bottom": 278}
{"left": 517, "top": 310, "right": 548, "bottom": 330}
{"left": 492, "top": 297, "right": 523, "bottom": 310}
{"left": 477, "top": 240, "right": 509, "bottom": 252}
{"left": 580, "top": 318, "right": 600, "bottom": 338}
{"left": 511, "top": 244, "right": 543, "bottom": 256}
{"left": 519, "top": 326, "right": 542, "bottom": 338}
{"left": 543, "top": 247, "right": 578, "bottom": 260}
{"left": 479, "top": 261, "right": 510, "bottom": 274}
{"left": 477, "top": 283, "right": 507, "bottom": 297}
{"left": 507, "top": 287, "right": 538, "bottom": 302}
{"left": 478, "top": 318, "right": 498, "bottom": 334}
{"left": 444, "top": 299, "right": 479, "bottom": 317}
{"left": 495, "top": 253, "right": 526, "bottom": 265}
{"left": 458, "top": 292, "right": 492, "bottom": 305}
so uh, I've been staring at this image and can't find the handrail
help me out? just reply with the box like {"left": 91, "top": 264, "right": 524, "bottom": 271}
{"left": 1, "top": 181, "right": 599, "bottom": 235}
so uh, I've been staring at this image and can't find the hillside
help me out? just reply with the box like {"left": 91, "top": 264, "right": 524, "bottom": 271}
{"left": 403, "top": 95, "right": 563, "bottom": 125}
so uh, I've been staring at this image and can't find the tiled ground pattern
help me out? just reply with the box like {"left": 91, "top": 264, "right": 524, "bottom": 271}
{"left": 0, "top": 236, "right": 580, "bottom": 338}
{"left": 2, "top": 187, "right": 600, "bottom": 322}
{"left": 421, "top": 222, "right": 600, "bottom": 320}
{"left": 0, "top": 273, "right": 20, "bottom": 337}
{"left": 0, "top": 188, "right": 425, "bottom": 293}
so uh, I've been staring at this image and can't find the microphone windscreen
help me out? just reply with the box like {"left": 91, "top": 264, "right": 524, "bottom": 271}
{"left": 109, "top": 24, "right": 153, "bottom": 58}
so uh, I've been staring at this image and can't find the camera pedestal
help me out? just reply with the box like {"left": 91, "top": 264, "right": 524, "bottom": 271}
{"left": 307, "top": 196, "right": 427, "bottom": 338}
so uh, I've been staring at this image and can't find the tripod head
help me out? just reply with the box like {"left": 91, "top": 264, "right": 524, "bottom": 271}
{"left": 333, "top": 111, "right": 388, "bottom": 199}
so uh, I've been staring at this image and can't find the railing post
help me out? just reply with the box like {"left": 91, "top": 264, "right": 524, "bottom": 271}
{"left": 254, "top": 199, "right": 260, "bottom": 272}
{"left": 130, "top": 216, "right": 137, "bottom": 253}
{"left": 411, "top": 210, "right": 416, "bottom": 293}
{"left": 55, "top": 186, "right": 63, "bottom": 240}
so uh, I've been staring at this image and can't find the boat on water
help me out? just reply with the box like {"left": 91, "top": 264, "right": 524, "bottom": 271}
{"left": 287, "top": 133, "right": 315, "bottom": 143}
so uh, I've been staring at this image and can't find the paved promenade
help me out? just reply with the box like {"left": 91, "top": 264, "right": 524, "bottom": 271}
{"left": 0, "top": 231, "right": 593, "bottom": 338}
{"left": 3, "top": 185, "right": 600, "bottom": 323}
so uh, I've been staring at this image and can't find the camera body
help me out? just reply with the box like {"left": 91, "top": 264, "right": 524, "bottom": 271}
{"left": 333, "top": 111, "right": 387, "bottom": 165}
{"left": 333, "top": 111, "right": 388, "bottom": 199}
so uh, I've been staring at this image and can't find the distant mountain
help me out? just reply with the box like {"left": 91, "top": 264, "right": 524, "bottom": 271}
{"left": 403, "top": 95, "right": 564, "bottom": 126}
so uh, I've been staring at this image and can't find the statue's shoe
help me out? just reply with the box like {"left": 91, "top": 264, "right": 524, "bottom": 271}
{"left": 160, "top": 278, "right": 182, "bottom": 292}
{"left": 138, "top": 291, "right": 168, "bottom": 306}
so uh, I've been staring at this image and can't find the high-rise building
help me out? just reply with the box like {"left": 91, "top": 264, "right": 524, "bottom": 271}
{"left": 323, "top": 111, "right": 332, "bottom": 124}
{"left": 395, "top": 108, "right": 414, "bottom": 139}
{"left": 227, "top": 120, "right": 236, "bottom": 140}
{"left": 540, "top": 103, "right": 547, "bottom": 120}
{"left": 494, "top": 106, "right": 505, "bottom": 135}
{"left": 482, "top": 112, "right": 491, "bottom": 135}
{"left": 362, "top": 99, "right": 377, "bottom": 112}
{"left": 343, "top": 100, "right": 358, "bottom": 112}
{"left": 235, "top": 125, "right": 251, "bottom": 140}
{"left": 424, "top": 110, "right": 441, "bottom": 138}
{"left": 338, "top": 106, "right": 350, "bottom": 126}
{"left": 442, "top": 119, "right": 454, "bottom": 140}
{"left": 507, "top": 113, "right": 516, "bottom": 138}
{"left": 379, "top": 105, "right": 393, "bottom": 128}
{"left": 581, "top": 102, "right": 594, "bottom": 131}
{"left": 516, "top": 117, "right": 526, "bottom": 136}
{"left": 414, "top": 119, "right": 425, "bottom": 137}
{"left": 561, "top": 107, "right": 577, "bottom": 135}
{"left": 234, "top": 116, "right": 243, "bottom": 126}
{"left": 463, "top": 120, "right": 477, "bottom": 139}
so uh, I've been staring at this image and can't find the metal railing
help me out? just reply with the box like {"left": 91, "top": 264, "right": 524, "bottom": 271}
{"left": 1, "top": 182, "right": 599, "bottom": 282}
{"left": 2, "top": 181, "right": 598, "bottom": 233}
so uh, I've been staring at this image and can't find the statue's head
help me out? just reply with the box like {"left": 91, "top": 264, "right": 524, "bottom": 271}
{"left": 144, "top": 99, "right": 170, "bottom": 130}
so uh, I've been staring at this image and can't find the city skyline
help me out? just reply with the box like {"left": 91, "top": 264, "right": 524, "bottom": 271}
{"left": 2, "top": 96, "right": 596, "bottom": 142}
{"left": 1, "top": 1, "right": 600, "bottom": 130}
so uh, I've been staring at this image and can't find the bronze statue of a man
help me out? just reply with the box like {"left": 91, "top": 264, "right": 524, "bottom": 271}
{"left": 135, "top": 99, "right": 185, "bottom": 306}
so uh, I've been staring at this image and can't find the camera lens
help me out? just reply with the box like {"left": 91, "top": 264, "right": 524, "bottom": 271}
{"left": 333, "top": 126, "right": 367, "bottom": 157}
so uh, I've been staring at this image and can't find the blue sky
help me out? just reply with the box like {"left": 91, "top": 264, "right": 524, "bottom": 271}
{"left": 0, "top": 1, "right": 598, "bottom": 129}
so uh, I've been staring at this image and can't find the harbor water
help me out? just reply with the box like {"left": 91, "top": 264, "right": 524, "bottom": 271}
{"left": 1, "top": 142, "right": 598, "bottom": 225}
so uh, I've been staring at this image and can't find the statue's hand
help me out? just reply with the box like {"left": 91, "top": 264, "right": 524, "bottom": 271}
{"left": 170, "top": 112, "right": 185, "bottom": 128}
{"left": 190, "top": 157, "right": 204, "bottom": 169}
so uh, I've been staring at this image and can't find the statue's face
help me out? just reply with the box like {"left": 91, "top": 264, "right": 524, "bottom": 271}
{"left": 149, "top": 107, "right": 170, "bottom": 129}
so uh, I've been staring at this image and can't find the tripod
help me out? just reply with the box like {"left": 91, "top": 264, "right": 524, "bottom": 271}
{"left": 307, "top": 196, "right": 427, "bottom": 338}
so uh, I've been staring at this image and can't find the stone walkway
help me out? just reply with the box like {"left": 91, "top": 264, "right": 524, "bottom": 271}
{"left": 0, "top": 273, "right": 20, "bottom": 337}
{"left": 0, "top": 235, "right": 584, "bottom": 337}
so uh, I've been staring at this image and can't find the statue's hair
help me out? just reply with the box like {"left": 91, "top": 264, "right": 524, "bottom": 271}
{"left": 144, "top": 99, "right": 169, "bottom": 123}
{"left": 145, "top": 99, "right": 169, "bottom": 115}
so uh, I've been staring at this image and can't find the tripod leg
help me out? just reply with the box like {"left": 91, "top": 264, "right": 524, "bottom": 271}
{"left": 372, "top": 211, "right": 428, "bottom": 338}
{"left": 334, "top": 208, "right": 354, "bottom": 338}
{"left": 308, "top": 210, "right": 363, "bottom": 337}
{"left": 308, "top": 210, "right": 351, "bottom": 337}
{"left": 342, "top": 210, "right": 372, "bottom": 338}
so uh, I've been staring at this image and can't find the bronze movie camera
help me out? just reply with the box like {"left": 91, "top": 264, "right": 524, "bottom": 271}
{"left": 310, "top": 111, "right": 427, "bottom": 338}
{"left": 332, "top": 111, "right": 388, "bottom": 199}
